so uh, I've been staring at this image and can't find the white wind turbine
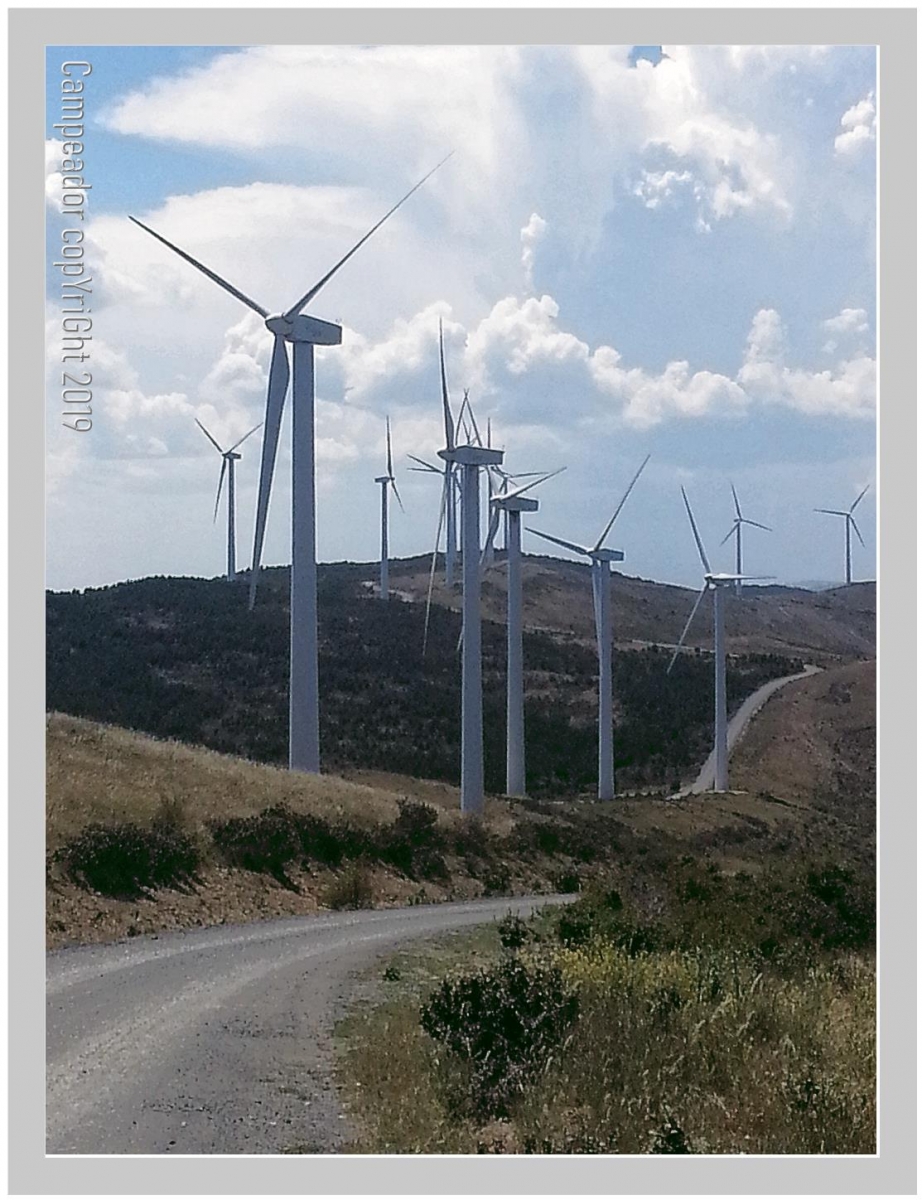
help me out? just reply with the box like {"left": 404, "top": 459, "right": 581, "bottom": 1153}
{"left": 430, "top": 422, "right": 504, "bottom": 813}
{"left": 374, "top": 416, "right": 403, "bottom": 602}
{"left": 195, "top": 418, "right": 262, "bottom": 582}
{"left": 488, "top": 468, "right": 565, "bottom": 797}
{"left": 814, "top": 484, "right": 869, "bottom": 585}
{"left": 130, "top": 155, "right": 451, "bottom": 773}
{"left": 721, "top": 483, "right": 771, "bottom": 598}
{"left": 528, "top": 455, "right": 649, "bottom": 801}
{"left": 667, "top": 486, "right": 771, "bottom": 792}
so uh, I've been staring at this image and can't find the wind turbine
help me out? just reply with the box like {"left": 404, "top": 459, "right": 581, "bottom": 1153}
{"left": 488, "top": 468, "right": 565, "bottom": 797}
{"left": 130, "top": 154, "right": 451, "bottom": 773}
{"left": 667, "top": 487, "right": 771, "bottom": 792}
{"left": 528, "top": 455, "right": 649, "bottom": 801}
{"left": 814, "top": 485, "right": 869, "bottom": 585}
{"left": 437, "top": 318, "right": 459, "bottom": 586}
{"left": 374, "top": 416, "right": 403, "bottom": 601}
{"left": 195, "top": 418, "right": 262, "bottom": 582}
{"left": 433, "top": 422, "right": 504, "bottom": 813}
{"left": 720, "top": 483, "right": 771, "bottom": 598}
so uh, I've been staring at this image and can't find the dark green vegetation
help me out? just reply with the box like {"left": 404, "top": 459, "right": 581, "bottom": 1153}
{"left": 46, "top": 569, "right": 801, "bottom": 795}
{"left": 337, "top": 853, "right": 876, "bottom": 1155}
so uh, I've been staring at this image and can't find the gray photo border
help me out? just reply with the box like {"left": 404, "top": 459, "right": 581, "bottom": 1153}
{"left": 11, "top": 7, "right": 916, "bottom": 1195}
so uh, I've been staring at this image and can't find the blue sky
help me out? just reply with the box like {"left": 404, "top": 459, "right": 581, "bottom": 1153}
{"left": 46, "top": 43, "right": 877, "bottom": 591}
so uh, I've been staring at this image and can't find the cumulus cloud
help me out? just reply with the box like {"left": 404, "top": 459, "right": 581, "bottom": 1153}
{"left": 739, "top": 308, "right": 875, "bottom": 417}
{"left": 520, "top": 213, "right": 547, "bottom": 289}
{"left": 834, "top": 92, "right": 876, "bottom": 156}
{"left": 821, "top": 306, "right": 870, "bottom": 354}
{"left": 45, "top": 140, "right": 64, "bottom": 207}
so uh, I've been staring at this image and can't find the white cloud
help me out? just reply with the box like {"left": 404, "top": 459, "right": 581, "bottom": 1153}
{"left": 821, "top": 306, "right": 870, "bottom": 354}
{"left": 739, "top": 308, "right": 875, "bottom": 417}
{"left": 520, "top": 213, "right": 547, "bottom": 290}
{"left": 834, "top": 92, "right": 876, "bottom": 156}
{"left": 45, "top": 140, "right": 64, "bottom": 207}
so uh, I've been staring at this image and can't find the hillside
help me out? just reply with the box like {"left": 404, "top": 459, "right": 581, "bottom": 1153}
{"left": 46, "top": 707, "right": 873, "bottom": 950}
{"left": 387, "top": 554, "right": 876, "bottom": 664}
{"left": 46, "top": 567, "right": 809, "bottom": 796}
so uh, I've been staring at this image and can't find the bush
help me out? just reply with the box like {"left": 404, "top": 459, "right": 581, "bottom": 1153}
{"left": 325, "top": 861, "right": 374, "bottom": 910}
{"left": 497, "top": 913, "right": 532, "bottom": 951}
{"left": 57, "top": 820, "right": 200, "bottom": 897}
{"left": 381, "top": 800, "right": 447, "bottom": 879}
{"left": 420, "top": 958, "right": 579, "bottom": 1119}
{"left": 209, "top": 805, "right": 301, "bottom": 885}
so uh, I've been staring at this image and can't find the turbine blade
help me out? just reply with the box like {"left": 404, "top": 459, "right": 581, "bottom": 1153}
{"left": 815, "top": 508, "right": 849, "bottom": 516}
{"left": 742, "top": 518, "right": 772, "bottom": 532}
{"left": 386, "top": 415, "right": 393, "bottom": 479}
{"left": 850, "top": 483, "right": 870, "bottom": 513}
{"left": 681, "top": 486, "right": 712, "bottom": 574}
{"left": 461, "top": 390, "right": 483, "bottom": 447}
{"left": 390, "top": 478, "right": 405, "bottom": 514}
{"left": 487, "top": 416, "right": 492, "bottom": 449}
{"left": 439, "top": 318, "right": 455, "bottom": 451}
{"left": 495, "top": 467, "right": 566, "bottom": 504}
{"left": 667, "top": 584, "right": 709, "bottom": 674}
{"left": 719, "top": 524, "right": 738, "bottom": 547}
{"left": 592, "top": 453, "right": 650, "bottom": 552}
{"left": 849, "top": 515, "right": 865, "bottom": 547}
{"left": 248, "top": 334, "right": 291, "bottom": 610}
{"left": 129, "top": 217, "right": 269, "bottom": 318}
{"left": 528, "top": 527, "right": 590, "bottom": 557}
{"left": 226, "top": 421, "right": 263, "bottom": 453}
{"left": 285, "top": 153, "right": 454, "bottom": 319}
{"left": 213, "top": 457, "right": 228, "bottom": 523}
{"left": 423, "top": 476, "right": 449, "bottom": 656}
{"left": 195, "top": 418, "right": 224, "bottom": 454}
{"left": 480, "top": 505, "right": 502, "bottom": 566}
{"left": 730, "top": 481, "right": 742, "bottom": 520}
{"left": 407, "top": 453, "right": 442, "bottom": 474}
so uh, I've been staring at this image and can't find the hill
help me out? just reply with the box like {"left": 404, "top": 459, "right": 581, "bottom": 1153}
{"left": 386, "top": 554, "right": 876, "bottom": 664}
{"left": 46, "top": 567, "right": 810, "bottom": 796}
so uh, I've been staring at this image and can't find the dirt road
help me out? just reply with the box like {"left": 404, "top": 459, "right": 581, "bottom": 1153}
{"left": 46, "top": 895, "right": 569, "bottom": 1155}
{"left": 681, "top": 665, "right": 822, "bottom": 795}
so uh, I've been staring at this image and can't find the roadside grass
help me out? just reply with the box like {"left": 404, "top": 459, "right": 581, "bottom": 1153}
{"left": 334, "top": 866, "right": 876, "bottom": 1155}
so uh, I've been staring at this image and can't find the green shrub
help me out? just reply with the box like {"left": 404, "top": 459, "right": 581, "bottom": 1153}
{"left": 57, "top": 821, "right": 199, "bottom": 897}
{"left": 381, "top": 800, "right": 447, "bottom": 879}
{"left": 209, "top": 804, "right": 300, "bottom": 885}
{"left": 497, "top": 913, "right": 532, "bottom": 951}
{"left": 420, "top": 958, "right": 579, "bottom": 1119}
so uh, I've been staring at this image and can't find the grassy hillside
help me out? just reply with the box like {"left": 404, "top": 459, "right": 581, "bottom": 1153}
{"left": 46, "top": 567, "right": 806, "bottom": 795}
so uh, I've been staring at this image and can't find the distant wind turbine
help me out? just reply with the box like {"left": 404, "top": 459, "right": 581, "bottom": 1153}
{"left": 667, "top": 487, "right": 771, "bottom": 792}
{"left": 489, "top": 468, "right": 565, "bottom": 796}
{"left": 130, "top": 153, "right": 451, "bottom": 773}
{"left": 374, "top": 416, "right": 403, "bottom": 601}
{"left": 814, "top": 485, "right": 869, "bottom": 585}
{"left": 195, "top": 418, "right": 262, "bottom": 582}
{"left": 720, "top": 483, "right": 771, "bottom": 598}
{"left": 528, "top": 455, "right": 649, "bottom": 801}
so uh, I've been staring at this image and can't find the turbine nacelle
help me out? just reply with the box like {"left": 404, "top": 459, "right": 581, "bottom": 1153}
{"left": 264, "top": 313, "right": 342, "bottom": 345}
{"left": 493, "top": 495, "right": 539, "bottom": 514}
{"left": 438, "top": 445, "right": 504, "bottom": 468}
{"left": 592, "top": 548, "right": 625, "bottom": 563}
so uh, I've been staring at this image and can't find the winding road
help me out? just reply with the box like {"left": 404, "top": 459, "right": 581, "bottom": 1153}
{"left": 680, "top": 664, "right": 821, "bottom": 795}
{"left": 46, "top": 895, "right": 569, "bottom": 1155}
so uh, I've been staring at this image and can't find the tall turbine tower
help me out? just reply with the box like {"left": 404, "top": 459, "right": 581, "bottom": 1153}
{"left": 436, "top": 431, "right": 504, "bottom": 814}
{"left": 374, "top": 416, "right": 403, "bottom": 601}
{"left": 668, "top": 487, "right": 770, "bottom": 791}
{"left": 814, "top": 485, "right": 869, "bottom": 585}
{"left": 130, "top": 155, "right": 450, "bottom": 773}
{"left": 721, "top": 483, "right": 771, "bottom": 598}
{"left": 488, "top": 469, "right": 565, "bottom": 797}
{"left": 195, "top": 419, "right": 262, "bottom": 582}
{"left": 528, "top": 456, "right": 649, "bottom": 801}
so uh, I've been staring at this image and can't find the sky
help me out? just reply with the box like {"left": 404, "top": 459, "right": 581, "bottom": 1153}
{"left": 45, "top": 43, "right": 877, "bottom": 592}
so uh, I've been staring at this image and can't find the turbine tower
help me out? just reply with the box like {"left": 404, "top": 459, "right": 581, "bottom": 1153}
{"left": 374, "top": 416, "right": 403, "bottom": 601}
{"left": 195, "top": 418, "right": 261, "bottom": 582}
{"left": 130, "top": 154, "right": 451, "bottom": 774}
{"left": 814, "top": 485, "right": 869, "bottom": 585}
{"left": 488, "top": 468, "right": 565, "bottom": 797}
{"left": 432, "top": 425, "right": 504, "bottom": 813}
{"left": 528, "top": 455, "right": 649, "bottom": 801}
{"left": 721, "top": 483, "right": 771, "bottom": 599}
{"left": 668, "top": 487, "right": 771, "bottom": 792}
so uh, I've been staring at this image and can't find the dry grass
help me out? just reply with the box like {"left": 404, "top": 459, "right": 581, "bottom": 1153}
{"left": 46, "top": 712, "right": 474, "bottom": 853}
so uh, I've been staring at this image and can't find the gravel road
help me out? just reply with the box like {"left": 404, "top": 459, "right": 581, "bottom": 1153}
{"left": 681, "top": 664, "right": 822, "bottom": 795}
{"left": 46, "top": 895, "right": 570, "bottom": 1155}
